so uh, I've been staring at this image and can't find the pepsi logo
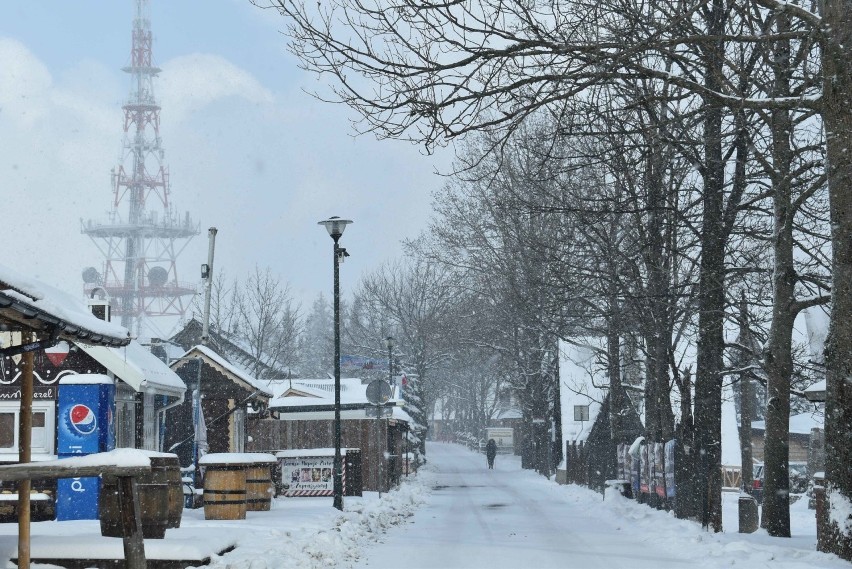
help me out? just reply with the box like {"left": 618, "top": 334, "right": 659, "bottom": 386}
{"left": 69, "top": 404, "right": 97, "bottom": 436}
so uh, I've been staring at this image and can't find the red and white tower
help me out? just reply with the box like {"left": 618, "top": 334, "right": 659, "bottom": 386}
{"left": 82, "top": 0, "right": 199, "bottom": 335}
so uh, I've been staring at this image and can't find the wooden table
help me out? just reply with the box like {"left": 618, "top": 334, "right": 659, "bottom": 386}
{"left": 0, "top": 462, "right": 151, "bottom": 569}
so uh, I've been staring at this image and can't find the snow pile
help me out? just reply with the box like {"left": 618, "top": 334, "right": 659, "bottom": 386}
{"left": 200, "top": 466, "right": 435, "bottom": 569}
{"left": 565, "top": 483, "right": 848, "bottom": 568}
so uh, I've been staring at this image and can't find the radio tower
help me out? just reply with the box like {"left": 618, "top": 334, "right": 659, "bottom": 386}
{"left": 82, "top": 0, "right": 199, "bottom": 336}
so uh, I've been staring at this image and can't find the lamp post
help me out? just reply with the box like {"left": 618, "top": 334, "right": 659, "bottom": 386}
{"left": 385, "top": 336, "right": 394, "bottom": 390}
{"left": 318, "top": 216, "right": 352, "bottom": 511}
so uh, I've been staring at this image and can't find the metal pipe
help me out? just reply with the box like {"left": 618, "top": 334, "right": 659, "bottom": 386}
{"left": 201, "top": 227, "right": 218, "bottom": 346}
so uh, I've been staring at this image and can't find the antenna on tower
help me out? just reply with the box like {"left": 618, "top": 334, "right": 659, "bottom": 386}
{"left": 82, "top": 0, "right": 200, "bottom": 336}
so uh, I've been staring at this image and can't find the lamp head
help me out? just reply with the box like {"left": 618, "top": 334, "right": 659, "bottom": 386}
{"left": 318, "top": 216, "right": 353, "bottom": 240}
{"left": 385, "top": 336, "right": 394, "bottom": 349}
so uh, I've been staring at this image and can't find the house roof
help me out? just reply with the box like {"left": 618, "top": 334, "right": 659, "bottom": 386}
{"left": 268, "top": 377, "right": 402, "bottom": 409}
{"left": 169, "top": 318, "right": 291, "bottom": 379}
{"left": 76, "top": 340, "right": 186, "bottom": 398}
{"left": 752, "top": 411, "right": 823, "bottom": 435}
{"left": 172, "top": 345, "right": 272, "bottom": 398}
{"left": 805, "top": 379, "right": 826, "bottom": 402}
{"left": 0, "top": 262, "right": 129, "bottom": 347}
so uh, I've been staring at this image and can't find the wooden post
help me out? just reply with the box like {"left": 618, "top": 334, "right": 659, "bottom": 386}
{"left": 116, "top": 476, "right": 147, "bottom": 569}
{"left": 18, "top": 349, "right": 34, "bottom": 569}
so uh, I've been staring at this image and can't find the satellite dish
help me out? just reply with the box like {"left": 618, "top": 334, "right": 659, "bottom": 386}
{"left": 148, "top": 266, "right": 169, "bottom": 287}
{"left": 366, "top": 380, "right": 392, "bottom": 405}
{"left": 82, "top": 267, "right": 101, "bottom": 284}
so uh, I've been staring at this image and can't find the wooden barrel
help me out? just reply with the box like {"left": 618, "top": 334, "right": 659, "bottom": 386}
{"left": 246, "top": 464, "right": 274, "bottom": 511}
{"left": 100, "top": 473, "right": 169, "bottom": 539}
{"left": 203, "top": 465, "right": 246, "bottom": 520}
{"left": 151, "top": 455, "right": 183, "bottom": 529}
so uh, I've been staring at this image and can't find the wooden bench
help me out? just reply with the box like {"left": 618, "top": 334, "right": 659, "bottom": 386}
{"left": 0, "top": 458, "right": 151, "bottom": 569}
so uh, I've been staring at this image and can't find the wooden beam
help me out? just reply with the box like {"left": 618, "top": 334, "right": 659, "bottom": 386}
{"left": 0, "top": 464, "right": 150, "bottom": 483}
{"left": 117, "top": 476, "right": 146, "bottom": 569}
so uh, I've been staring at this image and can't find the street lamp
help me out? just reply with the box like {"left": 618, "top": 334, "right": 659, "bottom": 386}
{"left": 385, "top": 336, "right": 394, "bottom": 387}
{"left": 318, "top": 216, "right": 352, "bottom": 511}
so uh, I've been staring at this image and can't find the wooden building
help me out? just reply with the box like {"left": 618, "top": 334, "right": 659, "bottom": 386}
{"left": 164, "top": 345, "right": 272, "bottom": 468}
{"left": 253, "top": 379, "right": 412, "bottom": 492}
{"left": 0, "top": 262, "right": 130, "bottom": 530}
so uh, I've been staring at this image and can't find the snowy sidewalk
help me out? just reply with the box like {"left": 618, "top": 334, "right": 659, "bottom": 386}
{"left": 353, "top": 443, "right": 849, "bottom": 569}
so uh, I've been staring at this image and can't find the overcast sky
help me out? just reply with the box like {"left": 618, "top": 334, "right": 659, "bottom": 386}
{"left": 0, "top": 0, "right": 451, "bottom": 338}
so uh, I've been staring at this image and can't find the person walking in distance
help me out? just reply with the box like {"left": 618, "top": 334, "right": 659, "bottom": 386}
{"left": 486, "top": 438, "right": 497, "bottom": 470}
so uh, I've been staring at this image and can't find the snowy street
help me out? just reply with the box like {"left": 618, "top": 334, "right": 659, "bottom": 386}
{"left": 356, "top": 442, "right": 689, "bottom": 569}
{"left": 354, "top": 443, "right": 848, "bottom": 569}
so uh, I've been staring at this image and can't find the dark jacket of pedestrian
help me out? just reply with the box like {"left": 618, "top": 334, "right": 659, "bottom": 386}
{"left": 486, "top": 439, "right": 497, "bottom": 469}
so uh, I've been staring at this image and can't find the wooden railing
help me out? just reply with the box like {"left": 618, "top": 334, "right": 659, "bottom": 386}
{"left": 0, "top": 458, "right": 151, "bottom": 569}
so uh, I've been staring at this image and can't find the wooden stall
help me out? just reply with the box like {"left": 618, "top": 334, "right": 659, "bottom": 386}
{"left": 255, "top": 382, "right": 411, "bottom": 493}
{"left": 164, "top": 346, "right": 271, "bottom": 469}
{"left": 0, "top": 262, "right": 131, "bottom": 569}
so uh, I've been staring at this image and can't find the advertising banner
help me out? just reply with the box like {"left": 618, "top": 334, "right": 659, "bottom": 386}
{"left": 654, "top": 442, "right": 666, "bottom": 498}
{"left": 280, "top": 455, "right": 336, "bottom": 497}
{"left": 664, "top": 439, "right": 676, "bottom": 499}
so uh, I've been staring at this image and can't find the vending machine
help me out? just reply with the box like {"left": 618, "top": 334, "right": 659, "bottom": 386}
{"left": 56, "top": 374, "right": 115, "bottom": 520}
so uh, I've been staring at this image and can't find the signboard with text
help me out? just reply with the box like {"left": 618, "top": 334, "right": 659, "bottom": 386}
{"left": 279, "top": 455, "right": 336, "bottom": 497}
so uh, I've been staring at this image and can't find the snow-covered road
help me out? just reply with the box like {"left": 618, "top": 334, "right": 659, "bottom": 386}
{"left": 355, "top": 443, "right": 691, "bottom": 569}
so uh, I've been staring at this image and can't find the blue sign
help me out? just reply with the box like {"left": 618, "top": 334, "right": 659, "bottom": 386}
{"left": 56, "top": 380, "right": 115, "bottom": 520}
{"left": 340, "top": 355, "right": 389, "bottom": 372}
{"left": 57, "top": 382, "right": 114, "bottom": 455}
{"left": 56, "top": 477, "right": 101, "bottom": 520}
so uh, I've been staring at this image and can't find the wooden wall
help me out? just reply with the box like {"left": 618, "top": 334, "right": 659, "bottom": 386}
{"left": 247, "top": 417, "right": 407, "bottom": 492}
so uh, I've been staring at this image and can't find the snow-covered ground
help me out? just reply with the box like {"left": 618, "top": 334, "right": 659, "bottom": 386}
{"left": 2, "top": 443, "right": 848, "bottom": 568}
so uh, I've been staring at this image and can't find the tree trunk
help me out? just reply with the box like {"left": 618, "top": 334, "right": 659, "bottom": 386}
{"left": 761, "top": 12, "right": 794, "bottom": 537}
{"left": 694, "top": 0, "right": 727, "bottom": 531}
{"left": 737, "top": 294, "right": 754, "bottom": 492}
{"left": 821, "top": 0, "right": 852, "bottom": 559}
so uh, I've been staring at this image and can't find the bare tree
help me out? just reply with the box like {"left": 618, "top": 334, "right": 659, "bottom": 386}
{"left": 234, "top": 266, "right": 302, "bottom": 378}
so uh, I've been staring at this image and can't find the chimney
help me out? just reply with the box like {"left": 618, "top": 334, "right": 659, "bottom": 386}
{"left": 88, "top": 300, "right": 111, "bottom": 322}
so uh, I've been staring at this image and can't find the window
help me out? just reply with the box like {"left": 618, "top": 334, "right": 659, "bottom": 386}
{"left": 142, "top": 393, "right": 157, "bottom": 451}
{"left": 232, "top": 408, "right": 246, "bottom": 452}
{"left": 115, "top": 384, "right": 136, "bottom": 448}
{"left": 0, "top": 402, "right": 55, "bottom": 456}
{"left": 0, "top": 412, "right": 15, "bottom": 449}
{"left": 574, "top": 405, "right": 590, "bottom": 422}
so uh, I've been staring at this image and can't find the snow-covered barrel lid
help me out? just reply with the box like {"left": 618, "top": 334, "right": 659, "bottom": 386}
{"left": 242, "top": 452, "right": 276, "bottom": 464}
{"left": 59, "top": 373, "right": 113, "bottom": 385}
{"left": 199, "top": 452, "right": 272, "bottom": 466}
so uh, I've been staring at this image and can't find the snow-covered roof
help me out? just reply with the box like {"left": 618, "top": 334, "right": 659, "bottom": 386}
{"left": 268, "top": 377, "right": 402, "bottom": 409}
{"left": 173, "top": 345, "right": 272, "bottom": 398}
{"left": 274, "top": 406, "right": 413, "bottom": 423}
{"left": 752, "top": 411, "right": 823, "bottom": 435}
{"left": 0, "top": 262, "right": 129, "bottom": 346}
{"left": 558, "top": 337, "right": 607, "bottom": 444}
{"left": 805, "top": 379, "right": 826, "bottom": 402}
{"left": 494, "top": 408, "right": 523, "bottom": 421}
{"left": 276, "top": 448, "right": 359, "bottom": 458}
{"left": 76, "top": 340, "right": 186, "bottom": 398}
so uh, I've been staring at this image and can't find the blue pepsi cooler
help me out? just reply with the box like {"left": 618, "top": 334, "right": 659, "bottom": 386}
{"left": 56, "top": 374, "right": 115, "bottom": 520}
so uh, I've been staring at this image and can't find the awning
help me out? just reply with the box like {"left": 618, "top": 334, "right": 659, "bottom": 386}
{"left": 76, "top": 340, "right": 186, "bottom": 398}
